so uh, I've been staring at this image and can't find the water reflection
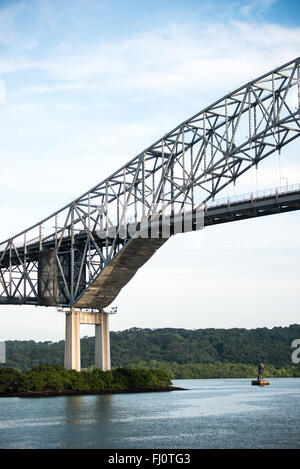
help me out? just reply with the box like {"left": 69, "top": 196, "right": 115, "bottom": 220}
{"left": 65, "top": 396, "right": 83, "bottom": 422}
{"left": 62, "top": 394, "right": 114, "bottom": 426}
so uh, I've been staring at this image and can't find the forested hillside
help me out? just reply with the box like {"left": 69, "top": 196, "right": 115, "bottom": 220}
{"left": 1, "top": 324, "right": 300, "bottom": 378}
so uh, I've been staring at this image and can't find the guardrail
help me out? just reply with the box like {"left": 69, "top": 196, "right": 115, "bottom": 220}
{"left": 206, "top": 183, "right": 300, "bottom": 208}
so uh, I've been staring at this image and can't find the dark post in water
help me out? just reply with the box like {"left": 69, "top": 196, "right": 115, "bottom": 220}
{"left": 251, "top": 362, "right": 270, "bottom": 386}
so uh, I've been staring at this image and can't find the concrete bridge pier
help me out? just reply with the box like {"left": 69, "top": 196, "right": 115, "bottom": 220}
{"left": 64, "top": 309, "right": 80, "bottom": 371}
{"left": 64, "top": 308, "right": 111, "bottom": 372}
{"left": 95, "top": 313, "right": 111, "bottom": 371}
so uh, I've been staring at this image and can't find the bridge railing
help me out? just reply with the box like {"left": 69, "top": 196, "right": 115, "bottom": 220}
{"left": 206, "top": 183, "right": 300, "bottom": 209}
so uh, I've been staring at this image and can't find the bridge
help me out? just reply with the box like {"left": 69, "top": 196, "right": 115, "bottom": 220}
{"left": 1, "top": 57, "right": 299, "bottom": 371}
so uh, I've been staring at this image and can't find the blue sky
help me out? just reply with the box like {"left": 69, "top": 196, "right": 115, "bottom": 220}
{"left": 0, "top": 0, "right": 300, "bottom": 340}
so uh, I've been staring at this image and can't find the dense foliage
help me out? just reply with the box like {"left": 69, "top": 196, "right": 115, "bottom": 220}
{"left": 126, "top": 361, "right": 300, "bottom": 379}
{"left": 0, "top": 365, "right": 172, "bottom": 394}
{"left": 1, "top": 324, "right": 300, "bottom": 378}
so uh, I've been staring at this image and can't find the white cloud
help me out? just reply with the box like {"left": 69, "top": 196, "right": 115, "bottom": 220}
{"left": 240, "top": 0, "right": 278, "bottom": 16}
{"left": 0, "top": 2, "right": 23, "bottom": 45}
{"left": 9, "top": 20, "right": 299, "bottom": 102}
{"left": 0, "top": 78, "right": 6, "bottom": 103}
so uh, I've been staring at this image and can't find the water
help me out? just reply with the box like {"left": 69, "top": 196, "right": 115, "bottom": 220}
{"left": 0, "top": 378, "right": 299, "bottom": 449}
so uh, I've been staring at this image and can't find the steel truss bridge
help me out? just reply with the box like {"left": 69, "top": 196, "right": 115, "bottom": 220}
{"left": 1, "top": 57, "right": 300, "bottom": 310}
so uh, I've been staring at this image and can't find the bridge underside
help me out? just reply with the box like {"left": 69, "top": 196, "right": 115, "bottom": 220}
{"left": 74, "top": 238, "right": 166, "bottom": 309}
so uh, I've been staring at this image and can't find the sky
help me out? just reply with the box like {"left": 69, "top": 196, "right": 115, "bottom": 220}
{"left": 0, "top": 0, "right": 300, "bottom": 341}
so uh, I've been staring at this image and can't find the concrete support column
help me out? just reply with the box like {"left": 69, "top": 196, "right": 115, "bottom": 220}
{"left": 64, "top": 308, "right": 81, "bottom": 371}
{"left": 64, "top": 309, "right": 111, "bottom": 372}
{"left": 95, "top": 313, "right": 111, "bottom": 371}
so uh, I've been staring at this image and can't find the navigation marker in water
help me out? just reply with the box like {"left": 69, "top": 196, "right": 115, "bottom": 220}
{"left": 251, "top": 362, "right": 270, "bottom": 386}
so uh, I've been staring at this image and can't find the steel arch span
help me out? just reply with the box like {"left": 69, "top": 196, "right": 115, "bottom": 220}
{"left": 0, "top": 57, "right": 299, "bottom": 309}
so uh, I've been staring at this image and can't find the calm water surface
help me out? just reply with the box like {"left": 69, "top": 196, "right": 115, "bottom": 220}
{"left": 0, "top": 378, "right": 299, "bottom": 449}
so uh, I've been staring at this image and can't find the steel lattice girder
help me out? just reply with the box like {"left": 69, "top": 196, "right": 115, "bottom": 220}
{"left": 0, "top": 57, "right": 299, "bottom": 307}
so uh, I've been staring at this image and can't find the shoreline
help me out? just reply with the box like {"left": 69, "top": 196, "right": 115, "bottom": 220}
{"left": 0, "top": 385, "right": 187, "bottom": 398}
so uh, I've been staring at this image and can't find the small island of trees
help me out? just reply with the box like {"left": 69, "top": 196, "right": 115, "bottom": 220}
{"left": 0, "top": 365, "right": 176, "bottom": 397}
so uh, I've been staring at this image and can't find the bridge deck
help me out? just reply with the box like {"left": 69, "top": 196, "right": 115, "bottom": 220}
{"left": 1, "top": 187, "right": 300, "bottom": 307}
{"left": 204, "top": 189, "right": 300, "bottom": 225}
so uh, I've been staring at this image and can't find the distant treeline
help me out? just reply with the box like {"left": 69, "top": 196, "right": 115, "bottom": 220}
{"left": 1, "top": 324, "right": 300, "bottom": 378}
